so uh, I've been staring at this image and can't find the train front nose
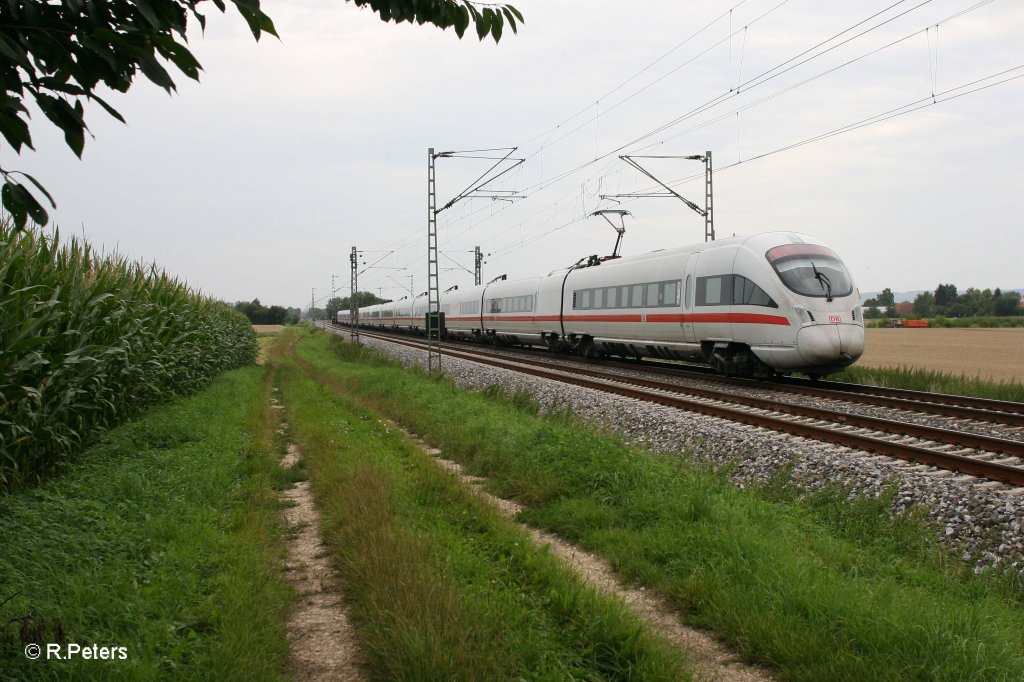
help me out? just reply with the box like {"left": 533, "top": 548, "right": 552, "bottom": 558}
{"left": 797, "top": 324, "right": 864, "bottom": 366}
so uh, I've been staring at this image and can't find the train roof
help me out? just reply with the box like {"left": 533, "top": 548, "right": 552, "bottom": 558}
{"left": 537, "top": 231, "right": 826, "bottom": 275}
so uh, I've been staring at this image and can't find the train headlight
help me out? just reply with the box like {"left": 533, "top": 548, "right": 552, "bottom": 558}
{"left": 794, "top": 306, "right": 815, "bottom": 325}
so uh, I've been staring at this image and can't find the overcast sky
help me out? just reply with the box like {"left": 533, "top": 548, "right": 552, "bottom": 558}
{"left": 13, "top": 0, "right": 1024, "bottom": 308}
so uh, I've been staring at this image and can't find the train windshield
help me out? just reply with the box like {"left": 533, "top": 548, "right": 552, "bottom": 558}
{"left": 766, "top": 244, "right": 853, "bottom": 300}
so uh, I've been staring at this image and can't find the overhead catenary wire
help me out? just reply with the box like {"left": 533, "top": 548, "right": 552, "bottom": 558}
{"left": 483, "top": 0, "right": 999, "bottom": 256}
{"left": 362, "top": 0, "right": 890, "bottom": 275}
{"left": 349, "top": 0, "right": 1008, "bottom": 295}
{"left": 485, "top": 63, "right": 1024, "bottom": 261}
{"left": 363, "top": 0, "right": 768, "bottom": 260}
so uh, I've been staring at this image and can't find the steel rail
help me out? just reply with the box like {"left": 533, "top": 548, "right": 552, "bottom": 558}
{"left": 601, "top": 358, "right": 1024, "bottom": 425}
{"left": 347, "top": 328, "right": 1024, "bottom": 486}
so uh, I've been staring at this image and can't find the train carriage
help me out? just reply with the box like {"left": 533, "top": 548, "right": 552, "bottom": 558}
{"left": 339, "top": 232, "right": 864, "bottom": 378}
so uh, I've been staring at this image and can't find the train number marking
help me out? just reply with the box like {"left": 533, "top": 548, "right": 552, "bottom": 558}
{"left": 828, "top": 314, "right": 842, "bottom": 324}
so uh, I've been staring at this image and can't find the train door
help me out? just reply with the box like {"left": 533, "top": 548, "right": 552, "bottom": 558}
{"left": 682, "top": 252, "right": 699, "bottom": 343}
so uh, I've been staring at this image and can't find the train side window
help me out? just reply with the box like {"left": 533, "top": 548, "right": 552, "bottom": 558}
{"left": 732, "top": 276, "right": 746, "bottom": 305}
{"left": 580, "top": 290, "right": 591, "bottom": 309}
{"left": 618, "top": 286, "right": 629, "bottom": 307}
{"left": 593, "top": 288, "right": 604, "bottom": 308}
{"left": 661, "top": 281, "right": 679, "bottom": 307}
{"left": 685, "top": 275, "right": 693, "bottom": 308}
{"left": 732, "top": 275, "right": 779, "bottom": 308}
{"left": 646, "top": 283, "right": 659, "bottom": 307}
{"left": 605, "top": 287, "right": 617, "bottom": 308}
{"left": 631, "top": 284, "right": 644, "bottom": 307}
{"left": 697, "top": 275, "right": 727, "bottom": 306}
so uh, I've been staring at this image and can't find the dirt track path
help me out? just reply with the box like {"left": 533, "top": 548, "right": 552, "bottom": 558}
{"left": 404, "top": 427, "right": 774, "bottom": 682}
{"left": 273, "top": 395, "right": 365, "bottom": 681}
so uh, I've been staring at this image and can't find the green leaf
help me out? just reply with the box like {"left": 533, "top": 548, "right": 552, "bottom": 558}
{"left": 22, "top": 189, "right": 49, "bottom": 225}
{"left": 2, "top": 182, "right": 28, "bottom": 229}
{"left": 233, "top": 2, "right": 279, "bottom": 40}
{"left": 454, "top": 5, "right": 470, "bottom": 37}
{"left": 136, "top": 52, "right": 177, "bottom": 92}
{"left": 88, "top": 93, "right": 127, "bottom": 124}
{"left": 501, "top": 7, "right": 518, "bottom": 33}
{"left": 33, "top": 93, "right": 86, "bottom": 158}
{"left": 0, "top": 110, "right": 33, "bottom": 152}
{"left": 0, "top": 34, "right": 31, "bottom": 71}
{"left": 476, "top": 7, "right": 492, "bottom": 40}
{"left": 133, "top": 0, "right": 162, "bottom": 28}
{"left": 17, "top": 172, "right": 57, "bottom": 209}
{"left": 154, "top": 38, "right": 202, "bottom": 81}
{"left": 490, "top": 9, "right": 503, "bottom": 42}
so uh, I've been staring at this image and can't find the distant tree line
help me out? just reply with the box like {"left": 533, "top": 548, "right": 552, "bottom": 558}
{"left": 863, "top": 285, "right": 1022, "bottom": 319}
{"left": 321, "top": 292, "right": 390, "bottom": 321}
{"left": 233, "top": 299, "right": 301, "bottom": 325}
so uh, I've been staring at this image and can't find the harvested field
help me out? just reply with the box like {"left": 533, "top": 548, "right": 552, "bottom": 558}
{"left": 253, "top": 324, "right": 286, "bottom": 333}
{"left": 860, "top": 328, "right": 1024, "bottom": 383}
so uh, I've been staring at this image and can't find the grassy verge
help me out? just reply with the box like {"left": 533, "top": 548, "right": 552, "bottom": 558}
{"left": 269, "top": 330, "right": 689, "bottom": 680}
{"left": 865, "top": 318, "right": 1024, "bottom": 328}
{"left": 830, "top": 365, "right": 1024, "bottom": 403}
{"left": 297, "top": 327, "right": 1024, "bottom": 681}
{"left": 0, "top": 366, "right": 290, "bottom": 680}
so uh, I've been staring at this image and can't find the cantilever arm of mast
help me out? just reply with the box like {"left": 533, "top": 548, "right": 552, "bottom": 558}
{"left": 603, "top": 155, "right": 705, "bottom": 217}
{"left": 434, "top": 147, "right": 526, "bottom": 214}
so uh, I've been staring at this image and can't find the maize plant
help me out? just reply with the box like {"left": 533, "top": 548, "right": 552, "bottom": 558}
{"left": 0, "top": 220, "right": 257, "bottom": 493}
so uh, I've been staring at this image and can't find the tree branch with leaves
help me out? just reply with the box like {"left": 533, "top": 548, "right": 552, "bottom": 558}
{"left": 0, "top": 0, "right": 522, "bottom": 229}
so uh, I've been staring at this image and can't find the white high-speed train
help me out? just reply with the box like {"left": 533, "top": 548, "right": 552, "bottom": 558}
{"left": 338, "top": 232, "right": 865, "bottom": 378}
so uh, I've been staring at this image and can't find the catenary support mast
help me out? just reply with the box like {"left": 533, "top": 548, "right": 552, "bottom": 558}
{"left": 350, "top": 246, "right": 360, "bottom": 345}
{"left": 426, "top": 149, "right": 441, "bottom": 371}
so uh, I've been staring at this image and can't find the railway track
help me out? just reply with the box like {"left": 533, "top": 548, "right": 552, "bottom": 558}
{"left": 331, "top": 325, "right": 1024, "bottom": 487}
{"left": 603, "top": 358, "right": 1024, "bottom": 428}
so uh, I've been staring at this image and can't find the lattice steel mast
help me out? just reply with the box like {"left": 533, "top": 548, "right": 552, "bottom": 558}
{"left": 426, "top": 149, "right": 441, "bottom": 371}
{"left": 349, "top": 246, "right": 360, "bottom": 345}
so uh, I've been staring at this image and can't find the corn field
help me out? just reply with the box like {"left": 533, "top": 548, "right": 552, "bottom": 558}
{"left": 0, "top": 220, "right": 258, "bottom": 493}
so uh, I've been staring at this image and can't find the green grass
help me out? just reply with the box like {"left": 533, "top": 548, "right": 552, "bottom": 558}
{"left": 0, "top": 366, "right": 290, "bottom": 680}
{"left": 928, "top": 316, "right": 1024, "bottom": 328}
{"left": 296, "top": 327, "right": 1024, "bottom": 681}
{"left": 270, "top": 330, "right": 689, "bottom": 680}
{"left": 831, "top": 365, "right": 1024, "bottom": 403}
